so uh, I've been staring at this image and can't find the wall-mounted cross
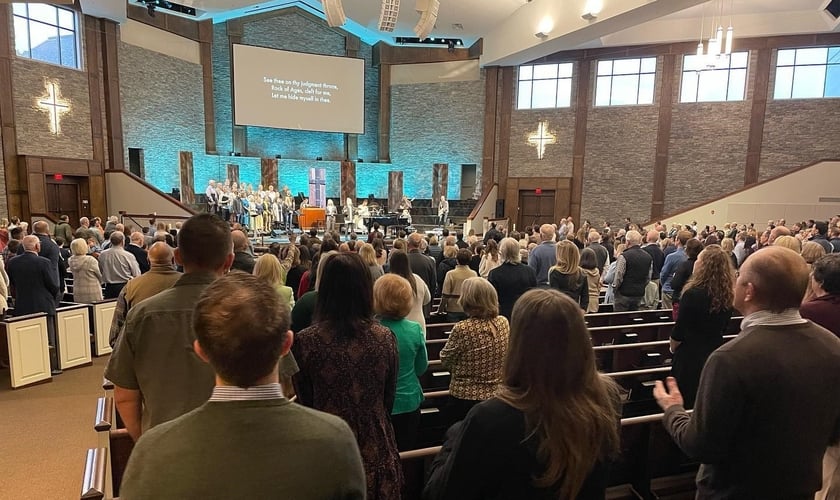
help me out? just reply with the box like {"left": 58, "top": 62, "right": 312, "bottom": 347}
{"left": 37, "top": 81, "right": 70, "bottom": 135}
{"left": 527, "top": 121, "right": 556, "bottom": 160}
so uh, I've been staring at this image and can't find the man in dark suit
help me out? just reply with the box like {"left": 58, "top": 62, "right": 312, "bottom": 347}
{"left": 126, "top": 232, "right": 151, "bottom": 274}
{"left": 407, "top": 233, "right": 436, "bottom": 318}
{"left": 32, "top": 220, "right": 63, "bottom": 299}
{"left": 8, "top": 235, "right": 61, "bottom": 374}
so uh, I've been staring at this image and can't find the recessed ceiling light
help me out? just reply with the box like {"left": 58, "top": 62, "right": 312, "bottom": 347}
{"left": 452, "top": 23, "right": 464, "bottom": 30}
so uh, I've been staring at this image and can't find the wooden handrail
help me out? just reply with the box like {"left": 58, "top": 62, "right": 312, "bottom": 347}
{"left": 105, "top": 168, "right": 197, "bottom": 216}
{"left": 467, "top": 183, "right": 497, "bottom": 221}
{"left": 398, "top": 410, "right": 694, "bottom": 460}
{"left": 641, "top": 157, "right": 840, "bottom": 226}
{"left": 120, "top": 212, "right": 192, "bottom": 221}
{"left": 607, "top": 367, "right": 671, "bottom": 378}
{"left": 80, "top": 448, "right": 106, "bottom": 500}
{"left": 94, "top": 396, "right": 113, "bottom": 432}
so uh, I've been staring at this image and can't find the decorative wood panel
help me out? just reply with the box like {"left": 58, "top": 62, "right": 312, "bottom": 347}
{"left": 92, "top": 301, "right": 116, "bottom": 356}
{"left": 432, "top": 163, "right": 449, "bottom": 202}
{"left": 226, "top": 164, "right": 240, "bottom": 185}
{"left": 260, "top": 158, "right": 278, "bottom": 189}
{"left": 56, "top": 306, "right": 92, "bottom": 369}
{"left": 85, "top": 16, "right": 105, "bottom": 163}
{"left": 179, "top": 151, "right": 195, "bottom": 204}
{"left": 4, "top": 316, "right": 52, "bottom": 388}
{"left": 340, "top": 161, "right": 356, "bottom": 203}
{"left": 388, "top": 171, "right": 403, "bottom": 212}
{"left": 0, "top": 4, "right": 22, "bottom": 218}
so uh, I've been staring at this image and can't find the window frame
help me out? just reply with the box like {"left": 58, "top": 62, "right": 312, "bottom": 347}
{"left": 12, "top": 3, "right": 82, "bottom": 70}
{"left": 773, "top": 46, "right": 840, "bottom": 100}
{"left": 594, "top": 56, "right": 658, "bottom": 107}
{"left": 516, "top": 62, "right": 574, "bottom": 110}
{"left": 679, "top": 51, "right": 749, "bottom": 103}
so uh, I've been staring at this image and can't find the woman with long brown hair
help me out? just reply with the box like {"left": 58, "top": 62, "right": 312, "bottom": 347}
{"left": 425, "top": 289, "right": 620, "bottom": 499}
{"left": 668, "top": 244, "right": 734, "bottom": 409}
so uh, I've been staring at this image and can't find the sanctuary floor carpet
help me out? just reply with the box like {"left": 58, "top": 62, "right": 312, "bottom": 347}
{"left": 0, "top": 356, "right": 108, "bottom": 499}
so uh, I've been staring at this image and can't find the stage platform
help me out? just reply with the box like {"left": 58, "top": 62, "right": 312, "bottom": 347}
{"left": 246, "top": 224, "right": 455, "bottom": 246}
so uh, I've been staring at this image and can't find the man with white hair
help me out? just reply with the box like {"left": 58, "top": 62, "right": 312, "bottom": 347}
{"left": 126, "top": 232, "right": 151, "bottom": 274}
{"left": 586, "top": 230, "right": 609, "bottom": 272}
{"left": 7, "top": 235, "right": 61, "bottom": 374}
{"left": 612, "top": 230, "right": 652, "bottom": 311}
{"left": 99, "top": 231, "right": 141, "bottom": 299}
{"left": 528, "top": 224, "right": 557, "bottom": 286}
{"left": 488, "top": 237, "right": 537, "bottom": 319}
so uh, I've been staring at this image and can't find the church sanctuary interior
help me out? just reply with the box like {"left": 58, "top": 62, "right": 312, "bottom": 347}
{"left": 2, "top": 0, "right": 840, "bottom": 498}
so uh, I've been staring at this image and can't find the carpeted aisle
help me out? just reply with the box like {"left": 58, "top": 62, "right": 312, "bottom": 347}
{"left": 0, "top": 356, "right": 109, "bottom": 499}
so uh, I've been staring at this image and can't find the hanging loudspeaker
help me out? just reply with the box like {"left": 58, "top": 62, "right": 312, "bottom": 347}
{"left": 413, "top": 0, "right": 439, "bottom": 39}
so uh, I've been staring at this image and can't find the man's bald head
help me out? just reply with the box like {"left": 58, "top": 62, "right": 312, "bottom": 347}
{"left": 739, "top": 246, "right": 809, "bottom": 313}
{"left": 539, "top": 224, "right": 555, "bottom": 242}
{"left": 33, "top": 220, "right": 49, "bottom": 235}
{"left": 231, "top": 230, "right": 248, "bottom": 252}
{"left": 646, "top": 230, "right": 659, "bottom": 243}
{"left": 148, "top": 241, "right": 174, "bottom": 266}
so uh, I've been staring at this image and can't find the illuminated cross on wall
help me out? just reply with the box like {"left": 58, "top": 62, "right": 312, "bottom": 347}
{"left": 527, "top": 121, "right": 556, "bottom": 160}
{"left": 37, "top": 81, "right": 70, "bottom": 135}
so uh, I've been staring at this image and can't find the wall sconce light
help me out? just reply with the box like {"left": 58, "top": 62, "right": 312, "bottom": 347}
{"left": 582, "top": 0, "right": 602, "bottom": 20}
{"left": 535, "top": 16, "right": 553, "bottom": 40}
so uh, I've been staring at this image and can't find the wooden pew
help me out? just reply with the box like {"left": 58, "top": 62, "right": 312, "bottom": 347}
{"left": 89, "top": 299, "right": 118, "bottom": 357}
{"left": 92, "top": 395, "right": 134, "bottom": 499}
{"left": 585, "top": 309, "right": 673, "bottom": 328}
{"left": 56, "top": 302, "right": 93, "bottom": 370}
{"left": 0, "top": 312, "right": 52, "bottom": 388}
{"left": 401, "top": 410, "right": 698, "bottom": 500}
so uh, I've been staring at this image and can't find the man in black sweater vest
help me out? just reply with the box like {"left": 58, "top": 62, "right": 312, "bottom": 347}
{"left": 655, "top": 246, "right": 840, "bottom": 499}
{"left": 612, "top": 230, "right": 652, "bottom": 311}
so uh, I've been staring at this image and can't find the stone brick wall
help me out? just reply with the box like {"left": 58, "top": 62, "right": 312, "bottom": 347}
{"left": 509, "top": 108, "right": 575, "bottom": 179}
{"left": 584, "top": 58, "right": 660, "bottom": 226}
{"left": 0, "top": 136, "right": 7, "bottom": 219}
{"left": 13, "top": 58, "right": 92, "bottom": 159}
{"left": 390, "top": 75, "right": 485, "bottom": 199}
{"left": 119, "top": 41, "right": 205, "bottom": 192}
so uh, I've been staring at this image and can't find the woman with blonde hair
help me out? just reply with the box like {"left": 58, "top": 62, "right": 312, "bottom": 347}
{"left": 439, "top": 277, "right": 509, "bottom": 425}
{"left": 374, "top": 274, "right": 428, "bottom": 450}
{"left": 425, "top": 289, "right": 620, "bottom": 498}
{"left": 548, "top": 240, "right": 588, "bottom": 310}
{"left": 668, "top": 244, "right": 734, "bottom": 408}
{"left": 359, "top": 243, "right": 383, "bottom": 282}
{"left": 253, "top": 253, "right": 294, "bottom": 310}
{"left": 68, "top": 237, "right": 103, "bottom": 303}
{"left": 774, "top": 235, "right": 801, "bottom": 253}
{"left": 720, "top": 237, "right": 738, "bottom": 269}
{"left": 478, "top": 238, "right": 502, "bottom": 278}
{"left": 802, "top": 240, "right": 827, "bottom": 267}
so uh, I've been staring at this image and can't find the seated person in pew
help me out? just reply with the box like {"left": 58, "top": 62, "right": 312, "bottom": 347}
{"left": 106, "top": 214, "right": 299, "bottom": 441}
{"left": 108, "top": 242, "right": 182, "bottom": 348}
{"left": 655, "top": 246, "right": 840, "bottom": 499}
{"left": 424, "top": 289, "right": 621, "bottom": 499}
{"left": 119, "top": 272, "right": 365, "bottom": 500}
{"left": 439, "top": 277, "right": 509, "bottom": 426}
{"left": 375, "top": 274, "right": 428, "bottom": 451}
{"left": 668, "top": 245, "right": 734, "bottom": 409}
